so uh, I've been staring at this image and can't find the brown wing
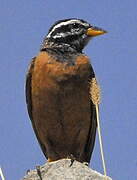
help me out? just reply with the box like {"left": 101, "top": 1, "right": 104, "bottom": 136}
{"left": 25, "top": 57, "right": 48, "bottom": 158}
{"left": 83, "top": 68, "right": 97, "bottom": 163}
{"left": 84, "top": 102, "right": 97, "bottom": 163}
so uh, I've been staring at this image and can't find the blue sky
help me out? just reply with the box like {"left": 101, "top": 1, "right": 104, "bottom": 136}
{"left": 0, "top": 1, "right": 137, "bottom": 179}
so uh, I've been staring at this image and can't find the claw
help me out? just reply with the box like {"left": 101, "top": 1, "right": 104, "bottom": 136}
{"left": 69, "top": 154, "right": 76, "bottom": 167}
{"left": 36, "top": 166, "right": 42, "bottom": 180}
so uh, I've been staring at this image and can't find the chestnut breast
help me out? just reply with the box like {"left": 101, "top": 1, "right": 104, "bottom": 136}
{"left": 31, "top": 52, "right": 92, "bottom": 148}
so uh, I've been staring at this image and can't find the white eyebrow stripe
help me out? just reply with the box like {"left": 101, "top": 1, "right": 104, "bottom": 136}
{"left": 53, "top": 32, "right": 71, "bottom": 38}
{"left": 47, "top": 20, "right": 89, "bottom": 38}
{"left": 52, "top": 29, "right": 83, "bottom": 39}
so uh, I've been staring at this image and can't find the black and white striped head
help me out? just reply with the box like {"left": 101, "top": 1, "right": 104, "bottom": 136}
{"left": 41, "top": 18, "right": 106, "bottom": 53}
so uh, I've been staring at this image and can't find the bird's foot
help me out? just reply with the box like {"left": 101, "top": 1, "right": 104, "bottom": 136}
{"left": 36, "top": 166, "right": 42, "bottom": 180}
{"left": 69, "top": 154, "right": 76, "bottom": 167}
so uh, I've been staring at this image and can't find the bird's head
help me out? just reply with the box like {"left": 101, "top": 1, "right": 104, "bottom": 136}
{"left": 41, "top": 18, "right": 107, "bottom": 53}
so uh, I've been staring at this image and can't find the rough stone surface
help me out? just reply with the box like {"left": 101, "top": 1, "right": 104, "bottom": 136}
{"left": 22, "top": 159, "right": 112, "bottom": 180}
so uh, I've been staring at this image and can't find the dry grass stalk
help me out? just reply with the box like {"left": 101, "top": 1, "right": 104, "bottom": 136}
{"left": 89, "top": 78, "right": 107, "bottom": 179}
{"left": 0, "top": 167, "right": 5, "bottom": 180}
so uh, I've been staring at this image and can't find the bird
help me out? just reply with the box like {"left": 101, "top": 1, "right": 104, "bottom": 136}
{"left": 26, "top": 18, "right": 106, "bottom": 164}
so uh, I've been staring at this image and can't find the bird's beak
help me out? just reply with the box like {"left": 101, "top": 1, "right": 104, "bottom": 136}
{"left": 86, "top": 27, "right": 107, "bottom": 37}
